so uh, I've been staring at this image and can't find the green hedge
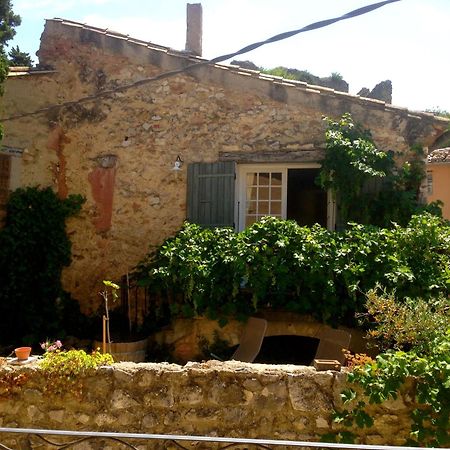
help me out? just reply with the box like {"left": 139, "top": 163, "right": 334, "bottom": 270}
{"left": 136, "top": 214, "right": 450, "bottom": 325}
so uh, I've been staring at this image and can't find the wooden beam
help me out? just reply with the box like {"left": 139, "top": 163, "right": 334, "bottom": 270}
{"left": 218, "top": 149, "right": 325, "bottom": 163}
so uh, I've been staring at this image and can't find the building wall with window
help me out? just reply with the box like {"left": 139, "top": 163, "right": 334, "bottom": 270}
{"left": 1, "top": 18, "right": 448, "bottom": 312}
{"left": 427, "top": 148, "right": 450, "bottom": 221}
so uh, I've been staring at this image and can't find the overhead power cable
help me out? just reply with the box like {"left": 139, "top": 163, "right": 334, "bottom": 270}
{"left": 1, "top": 0, "right": 400, "bottom": 122}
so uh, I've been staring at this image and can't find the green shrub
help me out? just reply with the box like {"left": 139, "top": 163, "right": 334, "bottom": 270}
{"left": 136, "top": 214, "right": 450, "bottom": 326}
{"left": 0, "top": 187, "right": 84, "bottom": 344}
{"left": 39, "top": 349, "right": 113, "bottom": 397}
{"left": 359, "top": 290, "right": 450, "bottom": 354}
{"left": 332, "top": 330, "right": 450, "bottom": 447}
{"left": 329, "top": 287, "right": 450, "bottom": 447}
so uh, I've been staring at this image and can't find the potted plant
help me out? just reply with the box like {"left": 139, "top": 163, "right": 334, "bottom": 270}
{"left": 94, "top": 280, "right": 148, "bottom": 362}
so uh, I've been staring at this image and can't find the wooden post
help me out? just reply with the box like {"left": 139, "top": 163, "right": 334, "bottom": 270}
{"left": 102, "top": 315, "right": 107, "bottom": 354}
{"left": 127, "top": 271, "right": 132, "bottom": 334}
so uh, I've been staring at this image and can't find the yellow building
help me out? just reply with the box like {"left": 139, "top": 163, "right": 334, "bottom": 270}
{"left": 427, "top": 148, "right": 450, "bottom": 221}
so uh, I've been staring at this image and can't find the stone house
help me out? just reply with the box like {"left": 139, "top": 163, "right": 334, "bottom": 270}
{"left": 1, "top": 16, "right": 449, "bottom": 312}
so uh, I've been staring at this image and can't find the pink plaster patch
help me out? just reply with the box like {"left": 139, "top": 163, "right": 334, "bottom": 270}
{"left": 88, "top": 167, "right": 116, "bottom": 232}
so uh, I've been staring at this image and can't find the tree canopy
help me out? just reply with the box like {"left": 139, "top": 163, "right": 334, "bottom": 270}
{"left": 8, "top": 44, "right": 32, "bottom": 66}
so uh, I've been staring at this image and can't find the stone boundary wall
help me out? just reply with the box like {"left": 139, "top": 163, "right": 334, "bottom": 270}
{"left": 0, "top": 361, "right": 413, "bottom": 448}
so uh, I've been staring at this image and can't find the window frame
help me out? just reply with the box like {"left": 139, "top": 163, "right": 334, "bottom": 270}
{"left": 236, "top": 163, "right": 335, "bottom": 231}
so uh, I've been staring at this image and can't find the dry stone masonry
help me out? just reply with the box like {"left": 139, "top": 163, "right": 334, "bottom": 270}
{"left": 0, "top": 361, "right": 414, "bottom": 448}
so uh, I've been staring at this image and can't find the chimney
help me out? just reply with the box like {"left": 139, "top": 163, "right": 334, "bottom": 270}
{"left": 185, "top": 3, "right": 202, "bottom": 56}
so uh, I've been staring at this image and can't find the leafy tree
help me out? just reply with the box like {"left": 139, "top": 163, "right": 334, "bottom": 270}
{"left": 0, "top": 1, "right": 21, "bottom": 46}
{"left": 260, "top": 66, "right": 316, "bottom": 84}
{"left": 8, "top": 44, "right": 32, "bottom": 66}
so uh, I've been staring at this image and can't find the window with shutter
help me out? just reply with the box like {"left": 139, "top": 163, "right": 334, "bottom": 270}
{"left": 187, "top": 161, "right": 335, "bottom": 231}
{"left": 237, "top": 164, "right": 335, "bottom": 231}
{"left": 187, "top": 161, "right": 236, "bottom": 227}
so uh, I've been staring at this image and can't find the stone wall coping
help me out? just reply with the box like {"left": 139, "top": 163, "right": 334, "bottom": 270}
{"left": 42, "top": 18, "right": 450, "bottom": 126}
{"left": 2, "top": 359, "right": 343, "bottom": 378}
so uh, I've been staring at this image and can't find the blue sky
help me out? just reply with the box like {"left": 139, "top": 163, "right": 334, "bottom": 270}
{"left": 9, "top": 0, "right": 450, "bottom": 113}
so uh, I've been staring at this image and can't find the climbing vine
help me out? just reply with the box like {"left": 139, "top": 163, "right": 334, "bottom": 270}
{"left": 0, "top": 187, "right": 84, "bottom": 344}
{"left": 317, "top": 113, "right": 438, "bottom": 227}
{"left": 330, "top": 331, "right": 450, "bottom": 447}
{"left": 136, "top": 214, "right": 450, "bottom": 326}
{"left": 325, "top": 291, "right": 450, "bottom": 447}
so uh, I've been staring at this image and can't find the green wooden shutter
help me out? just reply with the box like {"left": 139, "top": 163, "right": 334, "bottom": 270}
{"left": 187, "top": 161, "right": 236, "bottom": 227}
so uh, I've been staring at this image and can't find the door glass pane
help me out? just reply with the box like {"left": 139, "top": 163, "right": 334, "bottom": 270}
{"left": 259, "top": 187, "right": 270, "bottom": 200}
{"left": 259, "top": 173, "right": 270, "bottom": 186}
{"left": 271, "top": 202, "right": 282, "bottom": 215}
{"left": 247, "top": 201, "right": 257, "bottom": 215}
{"left": 247, "top": 173, "right": 258, "bottom": 186}
{"left": 271, "top": 173, "right": 282, "bottom": 186}
{"left": 246, "top": 216, "right": 257, "bottom": 227}
{"left": 259, "top": 201, "right": 269, "bottom": 214}
{"left": 243, "top": 170, "right": 284, "bottom": 228}
{"left": 271, "top": 187, "right": 282, "bottom": 201}
{"left": 247, "top": 187, "right": 257, "bottom": 201}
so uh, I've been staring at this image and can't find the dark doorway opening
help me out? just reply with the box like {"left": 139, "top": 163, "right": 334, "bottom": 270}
{"left": 287, "top": 169, "right": 327, "bottom": 227}
{"left": 253, "top": 335, "right": 319, "bottom": 365}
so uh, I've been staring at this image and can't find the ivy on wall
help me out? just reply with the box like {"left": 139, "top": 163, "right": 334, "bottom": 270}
{"left": 317, "top": 113, "right": 441, "bottom": 227}
{"left": 0, "top": 187, "right": 84, "bottom": 344}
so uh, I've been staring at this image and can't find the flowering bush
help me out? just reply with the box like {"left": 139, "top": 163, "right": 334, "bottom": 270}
{"left": 40, "top": 339, "right": 63, "bottom": 353}
{"left": 39, "top": 349, "right": 114, "bottom": 397}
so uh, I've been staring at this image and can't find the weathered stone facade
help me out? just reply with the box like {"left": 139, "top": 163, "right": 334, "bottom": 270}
{"left": 0, "top": 361, "right": 414, "bottom": 448}
{"left": 1, "top": 19, "right": 449, "bottom": 312}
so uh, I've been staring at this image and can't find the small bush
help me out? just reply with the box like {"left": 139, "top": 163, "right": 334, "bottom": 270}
{"left": 39, "top": 349, "right": 113, "bottom": 397}
{"left": 334, "top": 330, "right": 450, "bottom": 447}
{"left": 360, "top": 290, "right": 450, "bottom": 353}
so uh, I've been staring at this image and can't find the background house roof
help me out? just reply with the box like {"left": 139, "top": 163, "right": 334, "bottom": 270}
{"left": 7, "top": 66, "right": 57, "bottom": 77}
{"left": 428, "top": 148, "right": 450, "bottom": 164}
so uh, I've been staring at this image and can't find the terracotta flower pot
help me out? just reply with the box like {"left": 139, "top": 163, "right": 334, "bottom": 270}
{"left": 14, "top": 346, "right": 32, "bottom": 361}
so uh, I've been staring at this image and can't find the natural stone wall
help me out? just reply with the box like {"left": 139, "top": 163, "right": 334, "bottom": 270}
{"left": 1, "top": 19, "right": 448, "bottom": 312}
{"left": 153, "top": 314, "right": 368, "bottom": 363}
{"left": 0, "top": 361, "right": 413, "bottom": 448}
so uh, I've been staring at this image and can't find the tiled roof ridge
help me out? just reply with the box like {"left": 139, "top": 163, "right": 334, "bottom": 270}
{"left": 428, "top": 147, "right": 450, "bottom": 163}
{"left": 44, "top": 18, "right": 450, "bottom": 123}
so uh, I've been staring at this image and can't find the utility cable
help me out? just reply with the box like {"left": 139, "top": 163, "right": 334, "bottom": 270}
{"left": 1, "top": 0, "right": 400, "bottom": 122}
